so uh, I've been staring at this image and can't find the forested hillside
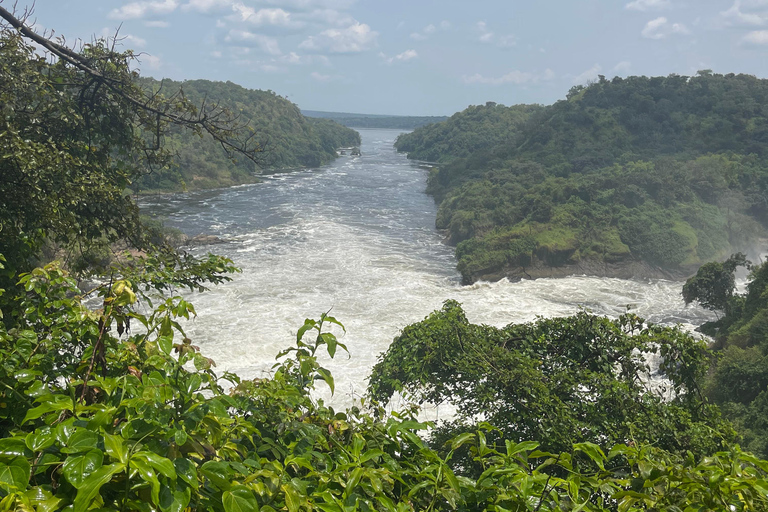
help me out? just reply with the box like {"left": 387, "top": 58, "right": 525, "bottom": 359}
{"left": 396, "top": 73, "right": 768, "bottom": 283}
{"left": 135, "top": 78, "right": 360, "bottom": 192}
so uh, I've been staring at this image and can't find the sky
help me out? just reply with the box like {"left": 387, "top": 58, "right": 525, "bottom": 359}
{"left": 12, "top": 0, "right": 768, "bottom": 115}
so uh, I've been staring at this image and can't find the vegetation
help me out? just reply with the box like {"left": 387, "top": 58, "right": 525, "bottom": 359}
{"left": 303, "top": 110, "right": 448, "bottom": 130}
{"left": 3, "top": 9, "right": 768, "bottom": 511}
{"left": 368, "top": 300, "right": 735, "bottom": 466}
{"left": 684, "top": 254, "right": 768, "bottom": 459}
{"left": 395, "top": 74, "right": 768, "bottom": 283}
{"left": 135, "top": 79, "right": 360, "bottom": 193}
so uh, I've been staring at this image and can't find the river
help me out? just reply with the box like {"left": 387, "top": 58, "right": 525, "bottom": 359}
{"left": 141, "top": 128, "right": 714, "bottom": 409}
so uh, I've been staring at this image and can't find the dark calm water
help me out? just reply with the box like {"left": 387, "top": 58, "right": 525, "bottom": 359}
{"left": 142, "top": 128, "right": 714, "bottom": 406}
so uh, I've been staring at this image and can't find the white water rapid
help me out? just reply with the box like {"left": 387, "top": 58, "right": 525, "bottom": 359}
{"left": 141, "top": 128, "right": 715, "bottom": 410}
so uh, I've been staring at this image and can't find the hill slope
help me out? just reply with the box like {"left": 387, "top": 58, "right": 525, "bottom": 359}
{"left": 396, "top": 73, "right": 768, "bottom": 283}
{"left": 135, "top": 78, "right": 360, "bottom": 192}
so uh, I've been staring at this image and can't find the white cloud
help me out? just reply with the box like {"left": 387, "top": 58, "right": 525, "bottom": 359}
{"left": 379, "top": 49, "right": 418, "bottom": 65}
{"left": 641, "top": 17, "right": 690, "bottom": 39}
{"left": 225, "top": 29, "right": 282, "bottom": 54}
{"left": 625, "top": 0, "right": 671, "bottom": 11}
{"left": 182, "top": 0, "right": 234, "bottom": 12}
{"left": 463, "top": 68, "right": 555, "bottom": 85}
{"left": 297, "top": 9, "right": 355, "bottom": 27}
{"left": 410, "top": 22, "right": 449, "bottom": 41}
{"left": 613, "top": 60, "right": 632, "bottom": 73}
{"left": 138, "top": 54, "right": 163, "bottom": 70}
{"left": 299, "top": 22, "right": 378, "bottom": 53}
{"left": 311, "top": 71, "right": 333, "bottom": 81}
{"left": 572, "top": 64, "right": 602, "bottom": 84}
{"left": 109, "top": 0, "right": 179, "bottom": 20}
{"left": 280, "top": 52, "right": 330, "bottom": 65}
{"left": 229, "top": 5, "right": 304, "bottom": 29}
{"left": 721, "top": 1, "right": 768, "bottom": 26}
{"left": 123, "top": 34, "right": 148, "bottom": 48}
{"left": 144, "top": 20, "right": 170, "bottom": 28}
{"left": 742, "top": 29, "right": 768, "bottom": 43}
{"left": 476, "top": 21, "right": 516, "bottom": 48}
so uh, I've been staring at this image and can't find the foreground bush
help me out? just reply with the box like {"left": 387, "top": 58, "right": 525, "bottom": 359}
{"left": 0, "top": 260, "right": 766, "bottom": 511}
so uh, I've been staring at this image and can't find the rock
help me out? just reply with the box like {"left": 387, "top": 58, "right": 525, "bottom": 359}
{"left": 185, "top": 234, "right": 224, "bottom": 247}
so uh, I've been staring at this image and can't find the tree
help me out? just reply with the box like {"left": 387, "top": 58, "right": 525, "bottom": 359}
{"left": 368, "top": 300, "right": 735, "bottom": 465}
{"left": 682, "top": 253, "right": 748, "bottom": 317}
{"left": 0, "top": 4, "right": 261, "bottom": 300}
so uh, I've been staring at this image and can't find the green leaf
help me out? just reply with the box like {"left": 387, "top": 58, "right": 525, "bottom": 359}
{"left": 282, "top": 484, "right": 301, "bottom": 512}
{"left": 73, "top": 462, "right": 125, "bottom": 512}
{"left": 316, "top": 367, "right": 335, "bottom": 395}
{"left": 0, "top": 457, "right": 31, "bottom": 492}
{"left": 508, "top": 441, "right": 539, "bottom": 456}
{"left": 62, "top": 429, "right": 99, "bottom": 454}
{"left": 173, "top": 458, "right": 197, "bottom": 488}
{"left": 159, "top": 483, "right": 191, "bottom": 512}
{"left": 23, "top": 395, "right": 73, "bottom": 423}
{"left": 62, "top": 449, "right": 104, "bottom": 489}
{"left": 222, "top": 486, "right": 258, "bottom": 512}
{"left": 296, "top": 319, "right": 316, "bottom": 344}
{"left": 201, "top": 460, "right": 233, "bottom": 491}
{"left": 0, "top": 438, "right": 31, "bottom": 458}
{"left": 137, "top": 452, "right": 176, "bottom": 481}
{"left": 174, "top": 429, "right": 188, "bottom": 447}
{"left": 574, "top": 442, "right": 606, "bottom": 470}
{"left": 103, "top": 434, "right": 128, "bottom": 464}
{"left": 450, "top": 433, "right": 475, "bottom": 451}
{"left": 360, "top": 449, "right": 384, "bottom": 463}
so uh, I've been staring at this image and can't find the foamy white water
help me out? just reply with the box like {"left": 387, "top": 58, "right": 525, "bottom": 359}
{"left": 142, "top": 128, "right": 715, "bottom": 408}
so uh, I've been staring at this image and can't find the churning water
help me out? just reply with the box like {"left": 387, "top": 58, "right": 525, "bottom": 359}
{"left": 142, "top": 128, "right": 714, "bottom": 408}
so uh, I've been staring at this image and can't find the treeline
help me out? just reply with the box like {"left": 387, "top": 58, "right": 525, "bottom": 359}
{"left": 135, "top": 79, "right": 360, "bottom": 192}
{"left": 396, "top": 73, "right": 768, "bottom": 283}
{"left": 303, "top": 110, "right": 448, "bottom": 130}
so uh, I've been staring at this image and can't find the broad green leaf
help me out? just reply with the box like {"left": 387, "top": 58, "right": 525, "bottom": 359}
{"left": 23, "top": 396, "right": 73, "bottom": 424}
{"left": 73, "top": 463, "right": 125, "bottom": 512}
{"left": 174, "top": 458, "right": 197, "bottom": 488}
{"left": 450, "top": 433, "right": 475, "bottom": 451}
{"left": 222, "top": 486, "right": 258, "bottom": 512}
{"left": 159, "top": 483, "right": 191, "bottom": 512}
{"left": 574, "top": 442, "right": 606, "bottom": 470}
{"left": 103, "top": 434, "right": 128, "bottom": 464}
{"left": 136, "top": 452, "right": 176, "bottom": 481}
{"left": 316, "top": 367, "right": 335, "bottom": 395}
{"left": 62, "top": 429, "right": 99, "bottom": 454}
{"left": 62, "top": 449, "right": 104, "bottom": 489}
{"left": 0, "top": 457, "right": 30, "bottom": 492}
{"left": 360, "top": 449, "right": 384, "bottom": 463}
{"left": 0, "top": 438, "right": 31, "bottom": 458}
{"left": 201, "top": 460, "right": 233, "bottom": 491}
{"left": 296, "top": 319, "right": 316, "bottom": 344}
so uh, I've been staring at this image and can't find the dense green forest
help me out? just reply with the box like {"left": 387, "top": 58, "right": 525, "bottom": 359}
{"left": 302, "top": 110, "right": 448, "bottom": 130}
{"left": 396, "top": 73, "right": 768, "bottom": 284}
{"left": 2, "top": 9, "right": 768, "bottom": 511}
{"left": 134, "top": 79, "right": 360, "bottom": 193}
{"left": 682, "top": 255, "right": 768, "bottom": 459}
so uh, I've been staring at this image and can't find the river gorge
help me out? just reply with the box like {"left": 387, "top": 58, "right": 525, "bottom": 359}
{"left": 143, "top": 128, "right": 715, "bottom": 410}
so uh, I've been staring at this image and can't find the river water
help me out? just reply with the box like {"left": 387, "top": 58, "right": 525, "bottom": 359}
{"left": 142, "top": 128, "right": 714, "bottom": 409}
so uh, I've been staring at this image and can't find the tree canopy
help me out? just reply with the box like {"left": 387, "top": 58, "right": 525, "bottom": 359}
{"left": 368, "top": 300, "right": 734, "bottom": 464}
{"left": 396, "top": 74, "right": 768, "bottom": 283}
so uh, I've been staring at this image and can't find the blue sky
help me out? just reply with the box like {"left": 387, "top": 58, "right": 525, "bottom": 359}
{"left": 17, "top": 0, "right": 768, "bottom": 115}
